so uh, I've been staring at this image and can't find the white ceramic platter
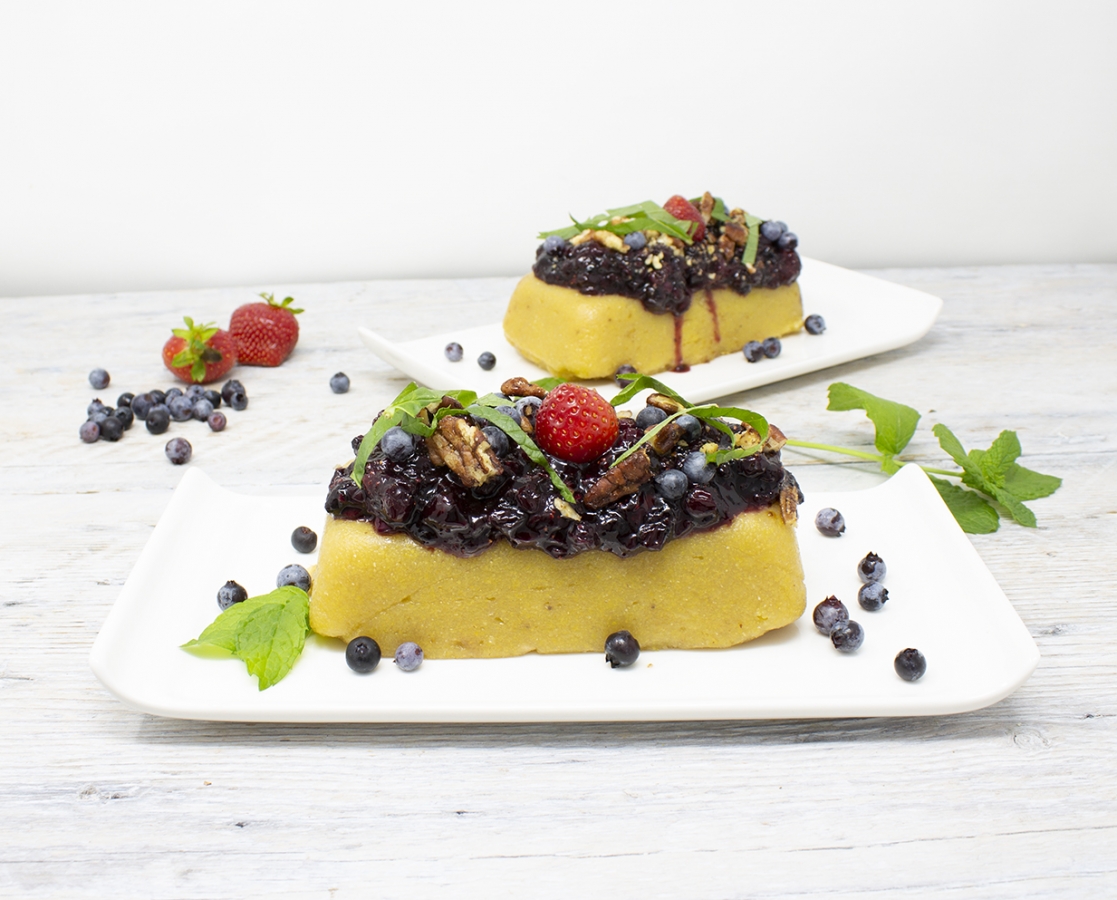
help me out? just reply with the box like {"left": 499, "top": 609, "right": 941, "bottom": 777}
{"left": 358, "top": 258, "right": 943, "bottom": 402}
{"left": 90, "top": 464, "right": 1038, "bottom": 723}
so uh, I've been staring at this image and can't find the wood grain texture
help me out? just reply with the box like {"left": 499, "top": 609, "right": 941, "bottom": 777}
{"left": 1, "top": 266, "right": 1115, "bottom": 899}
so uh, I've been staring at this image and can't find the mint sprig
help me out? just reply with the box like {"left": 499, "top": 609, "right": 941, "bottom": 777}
{"left": 784, "top": 383, "right": 1062, "bottom": 533}
{"left": 539, "top": 200, "right": 700, "bottom": 245}
{"left": 182, "top": 586, "right": 309, "bottom": 690}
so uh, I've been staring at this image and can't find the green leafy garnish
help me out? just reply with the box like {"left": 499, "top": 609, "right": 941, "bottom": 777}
{"left": 784, "top": 383, "right": 1062, "bottom": 533}
{"left": 690, "top": 195, "right": 729, "bottom": 223}
{"left": 539, "top": 200, "right": 700, "bottom": 245}
{"left": 742, "top": 213, "right": 762, "bottom": 268}
{"left": 182, "top": 586, "right": 310, "bottom": 690}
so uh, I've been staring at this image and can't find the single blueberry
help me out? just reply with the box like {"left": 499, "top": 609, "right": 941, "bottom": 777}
{"left": 185, "top": 384, "right": 206, "bottom": 402}
{"left": 165, "top": 436, "right": 192, "bottom": 464}
{"left": 542, "top": 235, "right": 567, "bottom": 254}
{"left": 760, "top": 221, "right": 785, "bottom": 242}
{"left": 613, "top": 364, "right": 638, "bottom": 387}
{"left": 895, "top": 648, "right": 927, "bottom": 682}
{"left": 99, "top": 415, "right": 124, "bottom": 442}
{"left": 148, "top": 389, "right": 167, "bottom": 405}
{"left": 88, "top": 368, "right": 110, "bottom": 390}
{"left": 814, "top": 507, "right": 846, "bottom": 537}
{"left": 394, "top": 641, "right": 424, "bottom": 672}
{"left": 635, "top": 405, "right": 668, "bottom": 430}
{"left": 445, "top": 342, "right": 464, "bottom": 362}
{"left": 113, "top": 406, "right": 135, "bottom": 430}
{"left": 168, "top": 395, "right": 194, "bottom": 422}
{"left": 346, "top": 636, "right": 381, "bottom": 673}
{"left": 743, "top": 340, "right": 765, "bottom": 363}
{"left": 204, "top": 389, "right": 222, "bottom": 408}
{"left": 804, "top": 314, "right": 826, "bottom": 336}
{"left": 276, "top": 563, "right": 311, "bottom": 591}
{"left": 217, "top": 580, "right": 248, "bottom": 611}
{"left": 623, "top": 231, "right": 647, "bottom": 251}
{"left": 676, "top": 414, "right": 702, "bottom": 442}
{"left": 762, "top": 337, "right": 782, "bottom": 359}
{"left": 654, "top": 468, "right": 689, "bottom": 501}
{"left": 777, "top": 232, "right": 799, "bottom": 251}
{"left": 681, "top": 451, "right": 716, "bottom": 485}
{"left": 477, "top": 351, "right": 497, "bottom": 371}
{"left": 330, "top": 372, "right": 350, "bottom": 394}
{"left": 192, "top": 398, "right": 214, "bottom": 421}
{"left": 145, "top": 406, "right": 170, "bottom": 434}
{"left": 813, "top": 596, "right": 849, "bottom": 636}
{"left": 220, "top": 379, "right": 245, "bottom": 404}
{"left": 495, "top": 404, "right": 522, "bottom": 426}
{"left": 380, "top": 426, "right": 415, "bottom": 462}
{"left": 79, "top": 420, "right": 100, "bottom": 443}
{"left": 227, "top": 390, "right": 249, "bottom": 411}
{"left": 165, "top": 387, "right": 183, "bottom": 402}
{"left": 515, "top": 396, "right": 542, "bottom": 418}
{"left": 87, "top": 399, "right": 108, "bottom": 417}
{"left": 481, "top": 425, "right": 510, "bottom": 456}
{"left": 858, "top": 582, "right": 889, "bottom": 611}
{"left": 857, "top": 552, "right": 887, "bottom": 584}
{"left": 116, "top": 392, "right": 135, "bottom": 408}
{"left": 207, "top": 411, "right": 227, "bottom": 432}
{"left": 130, "top": 393, "right": 154, "bottom": 421}
{"left": 291, "top": 526, "right": 318, "bottom": 554}
{"left": 604, "top": 630, "right": 640, "bottom": 668}
{"left": 830, "top": 620, "right": 864, "bottom": 652}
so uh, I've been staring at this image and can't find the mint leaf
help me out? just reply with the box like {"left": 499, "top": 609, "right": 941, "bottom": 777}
{"left": 829, "top": 383, "right": 921, "bottom": 458}
{"left": 183, "top": 586, "right": 309, "bottom": 690}
{"left": 742, "top": 213, "right": 762, "bottom": 268}
{"left": 1001, "top": 463, "right": 1062, "bottom": 501}
{"left": 935, "top": 425, "right": 1041, "bottom": 528}
{"left": 610, "top": 373, "right": 690, "bottom": 409}
{"left": 929, "top": 476, "right": 1000, "bottom": 534}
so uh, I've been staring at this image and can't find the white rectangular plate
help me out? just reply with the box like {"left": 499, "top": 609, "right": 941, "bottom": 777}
{"left": 358, "top": 258, "right": 943, "bottom": 402}
{"left": 90, "top": 464, "right": 1037, "bottom": 722}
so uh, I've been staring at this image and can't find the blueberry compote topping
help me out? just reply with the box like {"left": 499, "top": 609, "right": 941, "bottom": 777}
{"left": 532, "top": 224, "right": 801, "bottom": 316}
{"left": 326, "top": 416, "right": 791, "bottom": 560}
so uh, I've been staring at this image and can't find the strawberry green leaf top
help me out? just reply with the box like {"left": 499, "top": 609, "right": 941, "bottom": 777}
{"left": 258, "top": 292, "right": 303, "bottom": 315}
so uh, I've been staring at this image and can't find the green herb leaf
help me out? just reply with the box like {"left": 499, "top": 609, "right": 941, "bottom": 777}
{"left": 460, "top": 405, "right": 575, "bottom": 503}
{"left": 1000, "top": 462, "right": 1063, "bottom": 501}
{"left": 829, "top": 383, "right": 921, "bottom": 458}
{"left": 742, "top": 213, "right": 762, "bottom": 268}
{"left": 538, "top": 200, "right": 699, "bottom": 245}
{"left": 610, "top": 373, "right": 690, "bottom": 409}
{"left": 182, "top": 586, "right": 309, "bottom": 690}
{"left": 933, "top": 425, "right": 1044, "bottom": 528}
{"left": 928, "top": 475, "right": 1001, "bottom": 534}
{"left": 532, "top": 376, "right": 566, "bottom": 391}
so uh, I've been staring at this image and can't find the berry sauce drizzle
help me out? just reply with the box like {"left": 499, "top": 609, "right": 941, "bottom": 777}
{"left": 325, "top": 418, "right": 794, "bottom": 560}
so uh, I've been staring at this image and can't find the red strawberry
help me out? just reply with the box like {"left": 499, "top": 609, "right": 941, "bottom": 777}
{"left": 534, "top": 384, "right": 619, "bottom": 464}
{"left": 162, "top": 317, "right": 237, "bottom": 384}
{"left": 229, "top": 293, "right": 302, "bottom": 366}
{"left": 663, "top": 194, "right": 706, "bottom": 242}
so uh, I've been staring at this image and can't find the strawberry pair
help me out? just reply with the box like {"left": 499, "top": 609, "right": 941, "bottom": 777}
{"left": 162, "top": 293, "right": 302, "bottom": 384}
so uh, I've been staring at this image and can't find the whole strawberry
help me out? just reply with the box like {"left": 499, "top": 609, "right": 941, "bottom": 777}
{"left": 663, "top": 194, "right": 706, "bottom": 242}
{"left": 162, "top": 317, "right": 238, "bottom": 384}
{"left": 229, "top": 292, "right": 302, "bottom": 366}
{"left": 534, "top": 384, "right": 619, "bottom": 464}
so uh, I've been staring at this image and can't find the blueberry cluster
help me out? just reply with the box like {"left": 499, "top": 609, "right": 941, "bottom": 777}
{"left": 80, "top": 377, "right": 250, "bottom": 461}
{"left": 743, "top": 337, "right": 782, "bottom": 363}
{"left": 344, "top": 636, "right": 425, "bottom": 673}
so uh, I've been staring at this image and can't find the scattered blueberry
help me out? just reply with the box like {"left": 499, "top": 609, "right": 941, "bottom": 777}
{"left": 217, "top": 580, "right": 248, "bottom": 611}
{"left": 168, "top": 395, "right": 194, "bottom": 422}
{"left": 89, "top": 409, "right": 112, "bottom": 426}
{"left": 804, "top": 314, "right": 826, "bottom": 335}
{"left": 185, "top": 384, "right": 206, "bottom": 403}
{"left": 148, "top": 389, "right": 167, "bottom": 405}
{"left": 654, "top": 468, "right": 689, "bottom": 501}
{"left": 743, "top": 340, "right": 765, "bottom": 363}
{"left": 814, "top": 507, "right": 846, "bottom": 537}
{"left": 604, "top": 630, "right": 640, "bottom": 668}
{"left": 445, "top": 342, "right": 464, "bottom": 362}
{"left": 203, "top": 389, "right": 222, "bottom": 408}
{"left": 542, "top": 235, "right": 567, "bottom": 254}
{"left": 192, "top": 398, "right": 214, "bottom": 421}
{"left": 858, "top": 582, "right": 889, "bottom": 612}
{"left": 894, "top": 648, "right": 927, "bottom": 682}
{"left": 116, "top": 392, "right": 135, "bottom": 408}
{"left": 329, "top": 372, "right": 350, "bottom": 394}
{"left": 165, "top": 436, "right": 192, "bottom": 464}
{"left": 220, "top": 380, "right": 245, "bottom": 405}
{"left": 812, "top": 595, "right": 849, "bottom": 636}
{"left": 830, "top": 620, "right": 864, "bottom": 652}
{"left": 99, "top": 415, "right": 124, "bottom": 442}
{"left": 207, "top": 411, "right": 227, "bottom": 432}
{"left": 227, "top": 390, "right": 248, "bottom": 411}
{"left": 346, "top": 636, "right": 381, "bottom": 673}
{"left": 291, "top": 526, "right": 318, "bottom": 554}
{"left": 130, "top": 393, "right": 154, "bottom": 421}
{"left": 635, "top": 405, "right": 668, "bottom": 429}
{"left": 276, "top": 563, "right": 311, "bottom": 591}
{"left": 88, "top": 368, "right": 110, "bottom": 390}
{"left": 477, "top": 351, "right": 496, "bottom": 371}
{"left": 87, "top": 399, "right": 108, "bottom": 417}
{"left": 495, "top": 404, "right": 522, "bottom": 426}
{"left": 675, "top": 414, "right": 702, "bottom": 442}
{"left": 380, "top": 426, "right": 415, "bottom": 462}
{"left": 165, "top": 387, "right": 183, "bottom": 403}
{"left": 857, "top": 552, "right": 887, "bottom": 584}
{"left": 79, "top": 420, "right": 100, "bottom": 443}
{"left": 515, "top": 396, "right": 542, "bottom": 418}
{"left": 760, "top": 221, "right": 786, "bottom": 242}
{"left": 613, "top": 364, "right": 638, "bottom": 387}
{"left": 681, "top": 450, "right": 716, "bottom": 485}
{"left": 394, "top": 641, "right": 424, "bottom": 672}
{"left": 777, "top": 232, "right": 799, "bottom": 251}
{"left": 762, "top": 337, "right": 782, "bottom": 359}
{"left": 481, "top": 425, "right": 510, "bottom": 456}
{"left": 145, "top": 406, "right": 170, "bottom": 434}
{"left": 623, "top": 231, "right": 647, "bottom": 251}
{"left": 113, "top": 406, "right": 134, "bottom": 430}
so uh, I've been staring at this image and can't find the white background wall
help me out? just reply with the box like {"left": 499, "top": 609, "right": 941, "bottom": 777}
{"left": 1, "top": 0, "right": 1114, "bottom": 298}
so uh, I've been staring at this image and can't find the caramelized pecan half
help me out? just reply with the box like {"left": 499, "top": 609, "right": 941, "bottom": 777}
{"left": 425, "top": 416, "right": 504, "bottom": 488}
{"left": 500, "top": 377, "right": 547, "bottom": 400}
{"left": 583, "top": 448, "right": 654, "bottom": 510}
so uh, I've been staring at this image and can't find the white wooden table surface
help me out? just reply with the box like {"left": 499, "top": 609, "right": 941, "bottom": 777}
{"left": 2, "top": 265, "right": 1115, "bottom": 899}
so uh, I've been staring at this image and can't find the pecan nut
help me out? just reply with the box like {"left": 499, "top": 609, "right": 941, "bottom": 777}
{"left": 779, "top": 471, "right": 803, "bottom": 525}
{"left": 500, "top": 377, "right": 547, "bottom": 400}
{"left": 583, "top": 448, "right": 654, "bottom": 510}
{"left": 425, "top": 416, "right": 504, "bottom": 488}
{"left": 722, "top": 221, "right": 747, "bottom": 245}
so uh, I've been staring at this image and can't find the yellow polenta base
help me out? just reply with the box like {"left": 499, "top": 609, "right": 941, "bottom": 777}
{"left": 502, "top": 274, "right": 804, "bottom": 380}
{"left": 309, "top": 505, "right": 805, "bottom": 659}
